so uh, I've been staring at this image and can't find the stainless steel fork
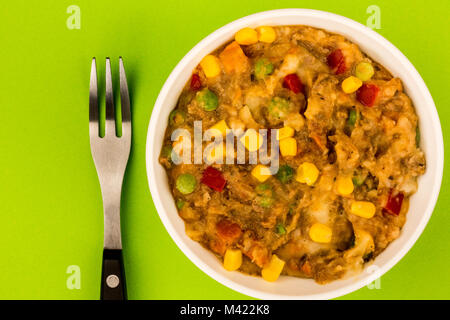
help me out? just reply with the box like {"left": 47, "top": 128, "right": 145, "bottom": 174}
{"left": 89, "top": 57, "right": 131, "bottom": 300}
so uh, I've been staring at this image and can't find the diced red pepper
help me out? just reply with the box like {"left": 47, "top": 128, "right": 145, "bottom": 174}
{"left": 327, "top": 49, "right": 346, "bottom": 75}
{"left": 383, "top": 189, "right": 404, "bottom": 216}
{"left": 283, "top": 73, "right": 303, "bottom": 94}
{"left": 216, "top": 219, "right": 242, "bottom": 242}
{"left": 357, "top": 83, "right": 379, "bottom": 107}
{"left": 190, "top": 73, "right": 202, "bottom": 91}
{"left": 201, "top": 166, "right": 227, "bottom": 192}
{"left": 336, "top": 62, "right": 346, "bottom": 75}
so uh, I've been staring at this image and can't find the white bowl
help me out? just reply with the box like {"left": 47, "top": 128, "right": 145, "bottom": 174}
{"left": 146, "top": 9, "right": 444, "bottom": 299}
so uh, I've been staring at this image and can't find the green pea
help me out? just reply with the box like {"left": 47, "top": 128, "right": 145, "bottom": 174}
{"left": 347, "top": 109, "right": 358, "bottom": 127}
{"left": 255, "top": 183, "right": 271, "bottom": 192}
{"left": 259, "top": 196, "right": 273, "bottom": 208}
{"left": 268, "top": 97, "right": 290, "bottom": 120}
{"left": 162, "top": 144, "right": 180, "bottom": 164}
{"left": 176, "top": 199, "right": 185, "bottom": 209}
{"left": 254, "top": 58, "right": 274, "bottom": 80}
{"left": 255, "top": 183, "right": 273, "bottom": 208}
{"left": 416, "top": 126, "right": 420, "bottom": 147}
{"left": 176, "top": 174, "right": 197, "bottom": 194}
{"left": 276, "top": 165, "right": 294, "bottom": 184}
{"left": 161, "top": 145, "right": 173, "bottom": 158}
{"left": 276, "top": 223, "right": 286, "bottom": 235}
{"left": 169, "top": 110, "right": 186, "bottom": 126}
{"left": 196, "top": 88, "right": 218, "bottom": 111}
{"left": 355, "top": 62, "right": 375, "bottom": 81}
{"left": 352, "top": 175, "right": 365, "bottom": 187}
{"left": 288, "top": 204, "right": 295, "bottom": 215}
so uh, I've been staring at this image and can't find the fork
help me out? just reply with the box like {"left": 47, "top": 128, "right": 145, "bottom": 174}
{"left": 89, "top": 57, "right": 131, "bottom": 300}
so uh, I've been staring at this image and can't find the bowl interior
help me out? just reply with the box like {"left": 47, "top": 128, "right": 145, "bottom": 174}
{"left": 146, "top": 9, "right": 443, "bottom": 299}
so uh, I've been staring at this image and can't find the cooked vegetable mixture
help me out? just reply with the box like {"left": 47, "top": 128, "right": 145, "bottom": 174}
{"left": 159, "top": 25, "right": 426, "bottom": 283}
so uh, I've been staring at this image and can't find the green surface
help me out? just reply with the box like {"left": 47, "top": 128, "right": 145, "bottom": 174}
{"left": 0, "top": 0, "right": 449, "bottom": 300}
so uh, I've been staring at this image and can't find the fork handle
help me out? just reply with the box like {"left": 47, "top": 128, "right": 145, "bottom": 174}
{"left": 101, "top": 249, "right": 126, "bottom": 300}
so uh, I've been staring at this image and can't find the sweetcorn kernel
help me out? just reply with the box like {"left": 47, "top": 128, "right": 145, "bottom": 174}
{"left": 200, "top": 55, "right": 221, "bottom": 78}
{"left": 351, "top": 201, "right": 376, "bottom": 219}
{"left": 261, "top": 254, "right": 285, "bottom": 282}
{"left": 309, "top": 223, "right": 332, "bottom": 243}
{"left": 172, "top": 135, "right": 189, "bottom": 156}
{"left": 240, "top": 129, "right": 263, "bottom": 152}
{"left": 209, "top": 120, "right": 230, "bottom": 137}
{"left": 336, "top": 175, "right": 354, "bottom": 196}
{"left": 223, "top": 249, "right": 243, "bottom": 271}
{"left": 276, "top": 126, "right": 294, "bottom": 140}
{"left": 279, "top": 137, "right": 297, "bottom": 157}
{"left": 235, "top": 28, "right": 258, "bottom": 45}
{"left": 251, "top": 164, "right": 272, "bottom": 182}
{"left": 256, "top": 26, "right": 276, "bottom": 43}
{"left": 342, "top": 76, "right": 363, "bottom": 94}
{"left": 296, "top": 162, "right": 319, "bottom": 186}
{"left": 205, "top": 143, "right": 225, "bottom": 163}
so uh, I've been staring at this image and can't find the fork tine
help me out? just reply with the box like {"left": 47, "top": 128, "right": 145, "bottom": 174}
{"left": 89, "top": 57, "right": 99, "bottom": 136}
{"left": 105, "top": 57, "right": 115, "bottom": 136}
{"left": 119, "top": 57, "right": 131, "bottom": 136}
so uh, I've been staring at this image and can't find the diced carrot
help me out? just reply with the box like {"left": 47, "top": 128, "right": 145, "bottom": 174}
{"left": 310, "top": 134, "right": 327, "bottom": 152}
{"left": 216, "top": 219, "right": 242, "bottom": 242}
{"left": 232, "top": 88, "right": 242, "bottom": 105}
{"left": 219, "top": 41, "right": 249, "bottom": 74}
{"left": 301, "top": 261, "right": 312, "bottom": 276}
{"left": 209, "top": 238, "right": 226, "bottom": 255}
{"left": 246, "top": 245, "right": 270, "bottom": 267}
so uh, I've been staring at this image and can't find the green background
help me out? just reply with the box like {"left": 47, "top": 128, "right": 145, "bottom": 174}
{"left": 0, "top": 0, "right": 448, "bottom": 299}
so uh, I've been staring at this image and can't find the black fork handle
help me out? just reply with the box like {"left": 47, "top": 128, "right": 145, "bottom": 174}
{"left": 101, "top": 249, "right": 126, "bottom": 300}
